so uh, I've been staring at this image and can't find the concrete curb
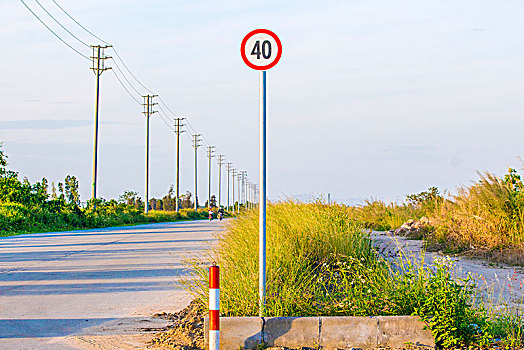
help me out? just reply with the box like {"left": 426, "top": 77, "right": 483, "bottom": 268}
{"left": 204, "top": 316, "right": 434, "bottom": 349}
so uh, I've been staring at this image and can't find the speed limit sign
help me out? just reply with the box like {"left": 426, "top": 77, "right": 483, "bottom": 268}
{"left": 241, "top": 29, "right": 282, "bottom": 71}
{"left": 241, "top": 28, "right": 281, "bottom": 317}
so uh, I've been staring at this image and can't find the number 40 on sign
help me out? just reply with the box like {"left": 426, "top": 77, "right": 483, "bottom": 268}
{"left": 241, "top": 29, "right": 282, "bottom": 71}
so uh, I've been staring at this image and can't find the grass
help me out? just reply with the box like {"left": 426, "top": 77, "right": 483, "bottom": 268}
{"left": 428, "top": 171, "right": 524, "bottom": 264}
{"left": 342, "top": 170, "right": 524, "bottom": 266}
{"left": 347, "top": 199, "right": 421, "bottom": 231}
{"left": 184, "top": 201, "right": 524, "bottom": 348}
{"left": 0, "top": 204, "right": 210, "bottom": 237}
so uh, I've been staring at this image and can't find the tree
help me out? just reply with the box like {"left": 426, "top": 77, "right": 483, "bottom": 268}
{"left": 150, "top": 198, "right": 158, "bottom": 210}
{"left": 58, "top": 182, "right": 64, "bottom": 199}
{"left": 64, "top": 175, "right": 80, "bottom": 205}
{"left": 210, "top": 195, "right": 217, "bottom": 208}
{"left": 119, "top": 190, "right": 138, "bottom": 206}
{"left": 180, "top": 191, "right": 194, "bottom": 209}
{"left": 51, "top": 182, "right": 57, "bottom": 199}
{"left": 33, "top": 177, "right": 49, "bottom": 202}
{"left": 0, "top": 144, "right": 7, "bottom": 177}
{"left": 162, "top": 185, "right": 175, "bottom": 211}
{"left": 406, "top": 187, "right": 442, "bottom": 211}
{"left": 504, "top": 168, "right": 524, "bottom": 192}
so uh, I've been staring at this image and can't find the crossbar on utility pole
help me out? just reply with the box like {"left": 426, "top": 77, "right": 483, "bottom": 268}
{"left": 90, "top": 45, "right": 112, "bottom": 207}
{"left": 174, "top": 118, "right": 185, "bottom": 212}
{"left": 192, "top": 134, "right": 201, "bottom": 211}
{"left": 142, "top": 94, "right": 157, "bottom": 214}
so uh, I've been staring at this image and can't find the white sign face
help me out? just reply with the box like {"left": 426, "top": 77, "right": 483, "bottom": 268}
{"left": 241, "top": 29, "right": 282, "bottom": 71}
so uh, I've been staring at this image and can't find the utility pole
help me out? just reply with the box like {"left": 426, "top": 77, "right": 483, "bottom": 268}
{"left": 245, "top": 179, "right": 249, "bottom": 209}
{"left": 217, "top": 155, "right": 225, "bottom": 209}
{"left": 241, "top": 171, "right": 247, "bottom": 208}
{"left": 231, "top": 168, "right": 236, "bottom": 213}
{"left": 90, "top": 45, "right": 111, "bottom": 205}
{"left": 192, "top": 134, "right": 201, "bottom": 211}
{"left": 249, "top": 184, "right": 255, "bottom": 209}
{"left": 142, "top": 94, "right": 157, "bottom": 214}
{"left": 226, "top": 163, "right": 232, "bottom": 211}
{"left": 207, "top": 146, "right": 215, "bottom": 208}
{"left": 254, "top": 184, "right": 258, "bottom": 209}
{"left": 237, "top": 173, "right": 242, "bottom": 210}
{"left": 247, "top": 180, "right": 251, "bottom": 209}
{"left": 174, "top": 117, "right": 185, "bottom": 212}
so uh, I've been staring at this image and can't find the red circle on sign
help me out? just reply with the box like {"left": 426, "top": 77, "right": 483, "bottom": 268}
{"left": 241, "top": 29, "right": 282, "bottom": 71}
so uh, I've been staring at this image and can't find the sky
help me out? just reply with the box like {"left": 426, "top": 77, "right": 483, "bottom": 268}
{"left": 1, "top": 0, "right": 524, "bottom": 205}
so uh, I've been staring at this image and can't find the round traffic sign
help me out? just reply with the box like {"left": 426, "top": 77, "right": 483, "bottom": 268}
{"left": 241, "top": 29, "right": 282, "bottom": 71}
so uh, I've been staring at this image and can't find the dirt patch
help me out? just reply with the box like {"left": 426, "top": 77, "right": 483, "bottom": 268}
{"left": 149, "top": 300, "right": 205, "bottom": 350}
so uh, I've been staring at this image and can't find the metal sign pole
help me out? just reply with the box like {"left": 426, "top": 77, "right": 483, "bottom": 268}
{"left": 259, "top": 70, "right": 267, "bottom": 316}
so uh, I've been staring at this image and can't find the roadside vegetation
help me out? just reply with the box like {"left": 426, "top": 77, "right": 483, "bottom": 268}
{"left": 0, "top": 146, "right": 208, "bottom": 236}
{"left": 184, "top": 202, "right": 524, "bottom": 348}
{"left": 346, "top": 168, "right": 524, "bottom": 265}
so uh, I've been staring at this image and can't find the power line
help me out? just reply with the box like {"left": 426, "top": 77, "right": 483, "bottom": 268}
{"left": 157, "top": 104, "right": 175, "bottom": 123}
{"left": 23, "top": 0, "right": 242, "bottom": 175}
{"left": 19, "top": 0, "right": 90, "bottom": 60}
{"left": 111, "top": 69, "right": 142, "bottom": 105}
{"left": 111, "top": 59, "right": 143, "bottom": 96}
{"left": 50, "top": 0, "right": 110, "bottom": 45}
{"left": 158, "top": 96, "right": 180, "bottom": 118}
{"left": 50, "top": 0, "right": 157, "bottom": 100}
{"left": 157, "top": 110, "right": 175, "bottom": 132}
{"left": 38, "top": 0, "right": 188, "bottom": 140}
{"left": 33, "top": 0, "right": 91, "bottom": 48}
{"left": 112, "top": 48, "right": 155, "bottom": 94}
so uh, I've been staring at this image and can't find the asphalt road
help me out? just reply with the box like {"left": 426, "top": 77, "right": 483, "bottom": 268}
{"left": 0, "top": 220, "right": 221, "bottom": 350}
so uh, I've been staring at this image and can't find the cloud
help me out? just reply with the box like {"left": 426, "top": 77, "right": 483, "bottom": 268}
{"left": 0, "top": 119, "right": 126, "bottom": 130}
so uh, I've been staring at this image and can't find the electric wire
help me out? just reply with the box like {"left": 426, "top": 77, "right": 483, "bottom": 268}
{"left": 50, "top": 0, "right": 110, "bottom": 45}
{"left": 19, "top": 0, "right": 90, "bottom": 60}
{"left": 158, "top": 97, "right": 180, "bottom": 118}
{"left": 33, "top": 0, "right": 91, "bottom": 48}
{"left": 157, "top": 104, "right": 175, "bottom": 124}
{"left": 111, "top": 69, "right": 142, "bottom": 105}
{"left": 112, "top": 48, "right": 155, "bottom": 94}
{"left": 23, "top": 0, "right": 242, "bottom": 177}
{"left": 111, "top": 59, "right": 143, "bottom": 96}
{"left": 157, "top": 111, "right": 175, "bottom": 132}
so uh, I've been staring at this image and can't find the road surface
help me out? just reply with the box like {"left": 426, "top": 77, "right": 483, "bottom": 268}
{"left": 0, "top": 220, "right": 221, "bottom": 350}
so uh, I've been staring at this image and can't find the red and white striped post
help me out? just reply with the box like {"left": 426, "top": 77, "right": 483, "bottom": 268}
{"left": 209, "top": 265, "right": 220, "bottom": 350}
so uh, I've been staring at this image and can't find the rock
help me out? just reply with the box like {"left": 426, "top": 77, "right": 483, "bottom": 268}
{"left": 394, "top": 217, "right": 431, "bottom": 237}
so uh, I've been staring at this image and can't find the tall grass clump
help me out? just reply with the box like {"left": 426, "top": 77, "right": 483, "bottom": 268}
{"left": 429, "top": 169, "right": 524, "bottom": 261}
{"left": 348, "top": 199, "right": 417, "bottom": 231}
{"left": 347, "top": 188, "right": 443, "bottom": 231}
{"left": 184, "top": 201, "right": 521, "bottom": 347}
{"left": 187, "top": 201, "right": 374, "bottom": 316}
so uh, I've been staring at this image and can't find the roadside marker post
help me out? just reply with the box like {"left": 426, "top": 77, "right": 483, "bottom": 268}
{"left": 209, "top": 265, "right": 220, "bottom": 350}
{"left": 241, "top": 29, "right": 282, "bottom": 316}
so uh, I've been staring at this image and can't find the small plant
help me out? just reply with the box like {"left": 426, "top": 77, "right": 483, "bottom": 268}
{"left": 413, "top": 257, "right": 492, "bottom": 347}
